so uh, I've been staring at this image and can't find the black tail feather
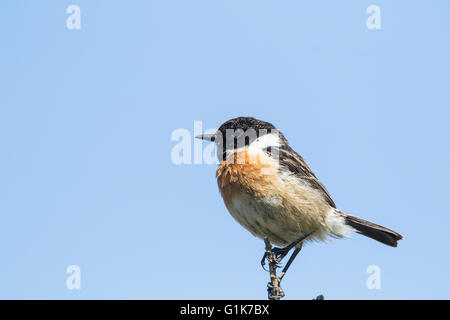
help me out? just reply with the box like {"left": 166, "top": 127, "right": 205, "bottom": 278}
{"left": 337, "top": 212, "right": 403, "bottom": 247}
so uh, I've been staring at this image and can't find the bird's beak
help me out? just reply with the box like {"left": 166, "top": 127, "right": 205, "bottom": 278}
{"left": 195, "top": 133, "right": 216, "bottom": 142}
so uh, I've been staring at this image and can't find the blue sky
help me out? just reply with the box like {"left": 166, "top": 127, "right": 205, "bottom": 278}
{"left": 0, "top": 1, "right": 449, "bottom": 299}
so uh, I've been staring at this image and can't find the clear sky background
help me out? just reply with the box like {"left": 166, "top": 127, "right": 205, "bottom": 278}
{"left": 1, "top": 1, "right": 449, "bottom": 299}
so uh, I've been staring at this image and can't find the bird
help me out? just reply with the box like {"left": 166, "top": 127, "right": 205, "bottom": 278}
{"left": 196, "top": 116, "right": 402, "bottom": 287}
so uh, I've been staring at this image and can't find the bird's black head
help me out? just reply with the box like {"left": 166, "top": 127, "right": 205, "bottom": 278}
{"left": 217, "top": 117, "right": 276, "bottom": 136}
{"left": 196, "top": 117, "right": 288, "bottom": 161}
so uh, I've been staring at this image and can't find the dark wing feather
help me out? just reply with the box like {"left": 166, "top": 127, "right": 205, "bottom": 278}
{"left": 266, "top": 146, "right": 336, "bottom": 208}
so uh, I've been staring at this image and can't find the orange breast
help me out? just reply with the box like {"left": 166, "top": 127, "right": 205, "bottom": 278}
{"left": 216, "top": 150, "right": 279, "bottom": 204}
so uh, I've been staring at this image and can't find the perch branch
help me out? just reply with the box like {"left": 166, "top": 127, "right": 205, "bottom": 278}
{"left": 264, "top": 237, "right": 284, "bottom": 300}
{"left": 263, "top": 237, "right": 324, "bottom": 300}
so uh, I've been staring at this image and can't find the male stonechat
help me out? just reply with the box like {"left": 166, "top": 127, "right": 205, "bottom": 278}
{"left": 196, "top": 117, "right": 402, "bottom": 285}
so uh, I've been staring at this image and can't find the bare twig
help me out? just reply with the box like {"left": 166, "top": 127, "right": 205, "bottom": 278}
{"left": 264, "top": 237, "right": 284, "bottom": 300}
{"left": 263, "top": 237, "right": 324, "bottom": 300}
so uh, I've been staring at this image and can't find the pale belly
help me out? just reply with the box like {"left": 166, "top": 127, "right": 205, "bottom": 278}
{"left": 226, "top": 188, "right": 329, "bottom": 246}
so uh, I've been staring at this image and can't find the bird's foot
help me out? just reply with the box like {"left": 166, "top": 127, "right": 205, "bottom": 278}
{"left": 261, "top": 233, "right": 313, "bottom": 271}
{"left": 260, "top": 246, "right": 290, "bottom": 271}
{"left": 272, "top": 246, "right": 291, "bottom": 263}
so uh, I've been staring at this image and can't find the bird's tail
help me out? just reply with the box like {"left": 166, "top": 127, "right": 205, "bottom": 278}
{"left": 336, "top": 210, "right": 403, "bottom": 247}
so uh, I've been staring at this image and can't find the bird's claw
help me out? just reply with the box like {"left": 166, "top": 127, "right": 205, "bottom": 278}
{"left": 272, "top": 247, "right": 289, "bottom": 262}
{"left": 261, "top": 246, "right": 289, "bottom": 271}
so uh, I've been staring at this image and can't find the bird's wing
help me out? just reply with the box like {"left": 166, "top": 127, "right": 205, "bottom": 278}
{"left": 267, "top": 146, "right": 336, "bottom": 208}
